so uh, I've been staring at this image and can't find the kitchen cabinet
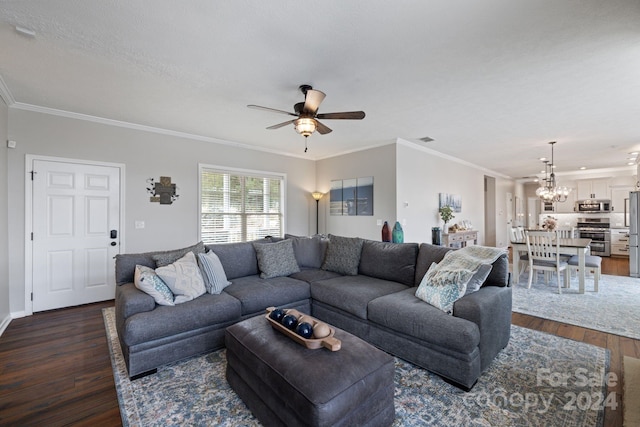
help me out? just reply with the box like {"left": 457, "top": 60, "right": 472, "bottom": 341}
{"left": 576, "top": 178, "right": 610, "bottom": 200}
{"left": 611, "top": 229, "right": 630, "bottom": 257}
{"left": 611, "top": 186, "right": 633, "bottom": 214}
{"left": 554, "top": 188, "right": 577, "bottom": 213}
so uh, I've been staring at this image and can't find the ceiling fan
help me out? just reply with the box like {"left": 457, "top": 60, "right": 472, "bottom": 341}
{"left": 248, "top": 85, "right": 365, "bottom": 152}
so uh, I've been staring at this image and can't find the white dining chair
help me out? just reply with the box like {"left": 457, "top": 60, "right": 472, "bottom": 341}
{"left": 567, "top": 255, "right": 602, "bottom": 292}
{"left": 525, "top": 230, "right": 570, "bottom": 294}
{"left": 556, "top": 227, "right": 576, "bottom": 239}
{"left": 510, "top": 227, "right": 529, "bottom": 278}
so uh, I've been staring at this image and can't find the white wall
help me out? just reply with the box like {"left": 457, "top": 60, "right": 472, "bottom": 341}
{"left": 395, "top": 141, "right": 491, "bottom": 244}
{"left": 315, "top": 144, "right": 397, "bottom": 240}
{"left": 7, "top": 109, "right": 316, "bottom": 315}
{"left": 0, "top": 98, "right": 9, "bottom": 333}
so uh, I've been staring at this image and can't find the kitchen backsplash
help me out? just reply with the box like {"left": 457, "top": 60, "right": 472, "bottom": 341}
{"left": 537, "top": 212, "right": 627, "bottom": 229}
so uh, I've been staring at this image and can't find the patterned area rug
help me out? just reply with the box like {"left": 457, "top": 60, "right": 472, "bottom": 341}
{"left": 512, "top": 272, "right": 640, "bottom": 339}
{"left": 103, "top": 308, "right": 610, "bottom": 427}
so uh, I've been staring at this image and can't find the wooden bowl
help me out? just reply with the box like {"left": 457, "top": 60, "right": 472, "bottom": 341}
{"left": 265, "top": 307, "right": 341, "bottom": 351}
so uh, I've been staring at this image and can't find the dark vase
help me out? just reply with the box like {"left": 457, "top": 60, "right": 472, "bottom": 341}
{"left": 432, "top": 227, "right": 441, "bottom": 245}
{"left": 382, "top": 221, "right": 391, "bottom": 242}
{"left": 392, "top": 221, "right": 404, "bottom": 243}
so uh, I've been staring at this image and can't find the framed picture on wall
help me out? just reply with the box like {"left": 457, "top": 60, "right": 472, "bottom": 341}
{"left": 439, "top": 193, "right": 462, "bottom": 212}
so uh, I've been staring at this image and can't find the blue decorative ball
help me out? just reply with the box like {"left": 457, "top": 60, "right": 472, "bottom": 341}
{"left": 281, "top": 314, "right": 298, "bottom": 330}
{"left": 269, "top": 308, "right": 285, "bottom": 322}
{"left": 296, "top": 322, "right": 314, "bottom": 339}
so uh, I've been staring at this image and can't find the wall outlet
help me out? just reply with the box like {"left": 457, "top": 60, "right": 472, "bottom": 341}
{"left": 377, "top": 219, "right": 382, "bottom": 226}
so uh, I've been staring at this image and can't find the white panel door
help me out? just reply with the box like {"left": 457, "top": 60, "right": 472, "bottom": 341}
{"left": 32, "top": 160, "right": 121, "bottom": 311}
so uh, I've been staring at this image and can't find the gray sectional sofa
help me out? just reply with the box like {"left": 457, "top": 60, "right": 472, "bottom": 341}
{"left": 114, "top": 234, "right": 511, "bottom": 390}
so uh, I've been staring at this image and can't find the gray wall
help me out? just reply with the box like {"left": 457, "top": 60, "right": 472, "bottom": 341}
{"left": 7, "top": 109, "right": 316, "bottom": 315}
{"left": 316, "top": 144, "right": 397, "bottom": 241}
{"left": 0, "top": 99, "right": 9, "bottom": 330}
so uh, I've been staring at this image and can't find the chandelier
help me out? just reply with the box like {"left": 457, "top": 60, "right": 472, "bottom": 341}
{"left": 535, "top": 141, "right": 572, "bottom": 203}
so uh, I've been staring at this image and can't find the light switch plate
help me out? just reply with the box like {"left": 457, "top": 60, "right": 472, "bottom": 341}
{"left": 135, "top": 220, "right": 145, "bottom": 229}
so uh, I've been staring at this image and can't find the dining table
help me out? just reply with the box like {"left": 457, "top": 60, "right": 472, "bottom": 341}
{"left": 510, "top": 237, "right": 593, "bottom": 293}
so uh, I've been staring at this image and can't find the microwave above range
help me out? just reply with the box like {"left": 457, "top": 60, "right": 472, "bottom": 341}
{"left": 575, "top": 199, "right": 611, "bottom": 213}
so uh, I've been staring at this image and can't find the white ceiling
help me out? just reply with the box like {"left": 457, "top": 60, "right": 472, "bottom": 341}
{"left": 1, "top": 0, "right": 640, "bottom": 179}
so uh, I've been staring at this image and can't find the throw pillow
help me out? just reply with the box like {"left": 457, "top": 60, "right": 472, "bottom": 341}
{"left": 284, "top": 234, "right": 327, "bottom": 268}
{"left": 197, "top": 251, "right": 231, "bottom": 294}
{"left": 321, "top": 234, "right": 364, "bottom": 276}
{"left": 252, "top": 239, "right": 300, "bottom": 279}
{"left": 155, "top": 252, "right": 206, "bottom": 304}
{"left": 463, "top": 264, "right": 493, "bottom": 296}
{"left": 152, "top": 241, "right": 206, "bottom": 268}
{"left": 415, "top": 262, "right": 469, "bottom": 315}
{"left": 134, "top": 265, "right": 175, "bottom": 306}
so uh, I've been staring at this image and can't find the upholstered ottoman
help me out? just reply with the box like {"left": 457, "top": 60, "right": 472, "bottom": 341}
{"left": 225, "top": 314, "right": 395, "bottom": 427}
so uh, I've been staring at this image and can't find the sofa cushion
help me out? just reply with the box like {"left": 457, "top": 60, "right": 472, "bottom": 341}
{"left": 115, "top": 252, "right": 159, "bottom": 285}
{"left": 358, "top": 240, "right": 419, "bottom": 286}
{"left": 155, "top": 252, "right": 206, "bottom": 304}
{"left": 134, "top": 265, "right": 174, "bottom": 306}
{"left": 206, "top": 239, "right": 269, "bottom": 280}
{"left": 288, "top": 268, "right": 342, "bottom": 283}
{"left": 310, "top": 275, "right": 408, "bottom": 319}
{"left": 414, "top": 243, "right": 453, "bottom": 287}
{"left": 322, "top": 234, "right": 364, "bottom": 276}
{"left": 485, "top": 253, "right": 510, "bottom": 287}
{"left": 285, "top": 234, "right": 328, "bottom": 268}
{"left": 368, "top": 287, "right": 480, "bottom": 354}
{"left": 197, "top": 251, "right": 231, "bottom": 294}
{"left": 121, "top": 292, "right": 242, "bottom": 346}
{"left": 415, "top": 262, "right": 468, "bottom": 314}
{"left": 223, "top": 275, "right": 311, "bottom": 315}
{"left": 151, "top": 241, "right": 206, "bottom": 267}
{"left": 253, "top": 239, "right": 300, "bottom": 279}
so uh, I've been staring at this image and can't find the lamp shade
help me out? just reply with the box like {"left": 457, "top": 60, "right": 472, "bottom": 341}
{"left": 311, "top": 191, "right": 324, "bottom": 201}
{"left": 294, "top": 118, "right": 317, "bottom": 137}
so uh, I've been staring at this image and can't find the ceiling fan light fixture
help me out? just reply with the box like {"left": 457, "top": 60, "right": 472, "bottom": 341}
{"left": 294, "top": 118, "right": 316, "bottom": 137}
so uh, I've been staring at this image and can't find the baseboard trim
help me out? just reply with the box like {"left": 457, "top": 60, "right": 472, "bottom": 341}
{"left": 0, "top": 314, "right": 12, "bottom": 337}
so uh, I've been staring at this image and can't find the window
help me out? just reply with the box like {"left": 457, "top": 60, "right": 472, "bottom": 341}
{"left": 200, "top": 166, "right": 285, "bottom": 244}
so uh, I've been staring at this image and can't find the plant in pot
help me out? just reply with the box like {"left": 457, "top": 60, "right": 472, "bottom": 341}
{"left": 439, "top": 205, "right": 455, "bottom": 234}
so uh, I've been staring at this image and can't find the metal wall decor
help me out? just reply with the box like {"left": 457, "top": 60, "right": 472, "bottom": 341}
{"left": 147, "top": 176, "right": 179, "bottom": 205}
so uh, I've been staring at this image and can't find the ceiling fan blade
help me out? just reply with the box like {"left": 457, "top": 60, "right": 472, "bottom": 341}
{"left": 248, "top": 105, "right": 297, "bottom": 117}
{"left": 266, "top": 120, "right": 294, "bottom": 130}
{"left": 316, "top": 111, "right": 366, "bottom": 120}
{"left": 315, "top": 120, "right": 332, "bottom": 135}
{"left": 303, "top": 89, "right": 326, "bottom": 114}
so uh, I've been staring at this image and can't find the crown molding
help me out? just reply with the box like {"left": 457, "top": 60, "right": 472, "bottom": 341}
{"left": 10, "top": 102, "right": 313, "bottom": 160}
{"left": 396, "top": 138, "right": 513, "bottom": 180}
{"left": 0, "top": 74, "right": 16, "bottom": 106}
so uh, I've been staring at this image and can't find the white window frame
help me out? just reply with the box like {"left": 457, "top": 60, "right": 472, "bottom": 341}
{"left": 198, "top": 164, "right": 286, "bottom": 243}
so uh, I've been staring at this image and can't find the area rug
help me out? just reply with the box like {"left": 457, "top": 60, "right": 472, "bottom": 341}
{"left": 103, "top": 308, "right": 610, "bottom": 427}
{"left": 512, "top": 272, "right": 640, "bottom": 339}
{"left": 624, "top": 356, "right": 640, "bottom": 427}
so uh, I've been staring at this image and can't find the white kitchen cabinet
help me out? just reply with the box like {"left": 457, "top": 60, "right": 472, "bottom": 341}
{"left": 611, "top": 228, "right": 630, "bottom": 257}
{"left": 611, "top": 186, "right": 633, "bottom": 214}
{"left": 576, "top": 178, "right": 610, "bottom": 200}
{"left": 554, "top": 187, "right": 577, "bottom": 213}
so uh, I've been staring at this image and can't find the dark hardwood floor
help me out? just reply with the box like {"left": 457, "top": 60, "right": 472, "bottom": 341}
{"left": 0, "top": 256, "right": 637, "bottom": 426}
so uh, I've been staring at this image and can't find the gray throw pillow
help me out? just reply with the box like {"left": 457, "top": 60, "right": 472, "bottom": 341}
{"left": 152, "top": 241, "right": 205, "bottom": 267}
{"left": 284, "top": 234, "right": 327, "bottom": 269}
{"left": 253, "top": 239, "right": 300, "bottom": 279}
{"left": 321, "top": 234, "right": 364, "bottom": 276}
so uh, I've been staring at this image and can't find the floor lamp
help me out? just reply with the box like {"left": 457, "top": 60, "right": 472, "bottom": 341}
{"left": 311, "top": 192, "right": 324, "bottom": 234}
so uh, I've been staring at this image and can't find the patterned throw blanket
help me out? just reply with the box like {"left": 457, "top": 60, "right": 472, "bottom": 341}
{"left": 426, "top": 245, "right": 506, "bottom": 287}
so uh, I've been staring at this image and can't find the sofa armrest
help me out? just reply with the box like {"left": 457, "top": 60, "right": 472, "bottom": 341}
{"left": 453, "top": 285, "right": 512, "bottom": 370}
{"left": 115, "top": 283, "right": 156, "bottom": 320}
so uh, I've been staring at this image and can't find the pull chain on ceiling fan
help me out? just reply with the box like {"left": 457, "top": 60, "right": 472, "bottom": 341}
{"left": 248, "top": 85, "right": 365, "bottom": 152}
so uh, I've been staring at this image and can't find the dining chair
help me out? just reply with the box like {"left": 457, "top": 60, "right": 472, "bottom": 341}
{"left": 556, "top": 227, "right": 576, "bottom": 239}
{"left": 510, "top": 227, "right": 529, "bottom": 278}
{"left": 567, "top": 255, "right": 602, "bottom": 292}
{"left": 525, "top": 230, "right": 570, "bottom": 294}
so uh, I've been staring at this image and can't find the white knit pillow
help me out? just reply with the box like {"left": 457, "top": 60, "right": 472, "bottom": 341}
{"left": 155, "top": 252, "right": 206, "bottom": 304}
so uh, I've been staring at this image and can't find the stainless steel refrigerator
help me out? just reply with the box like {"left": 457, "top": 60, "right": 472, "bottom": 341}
{"left": 629, "top": 191, "right": 640, "bottom": 277}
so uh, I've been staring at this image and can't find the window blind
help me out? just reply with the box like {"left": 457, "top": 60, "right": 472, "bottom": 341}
{"left": 200, "top": 168, "right": 283, "bottom": 243}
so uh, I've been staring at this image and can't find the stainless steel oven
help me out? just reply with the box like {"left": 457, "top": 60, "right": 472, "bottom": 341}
{"left": 577, "top": 218, "right": 610, "bottom": 256}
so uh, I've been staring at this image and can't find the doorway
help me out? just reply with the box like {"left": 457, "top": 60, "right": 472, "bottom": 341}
{"left": 26, "top": 156, "right": 124, "bottom": 313}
